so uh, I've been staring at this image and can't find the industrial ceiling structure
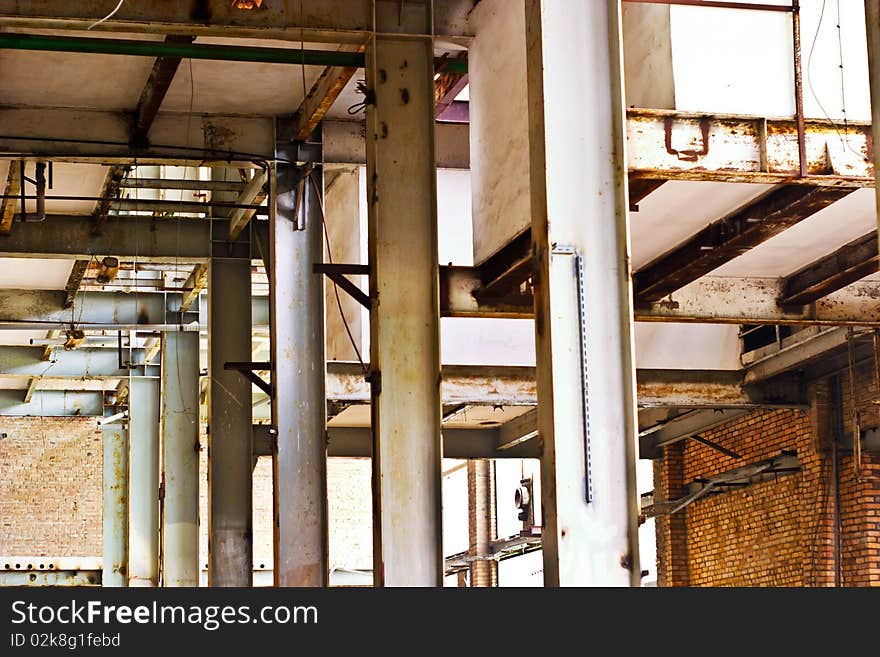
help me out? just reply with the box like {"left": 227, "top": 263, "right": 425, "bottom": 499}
{"left": 1, "top": 0, "right": 880, "bottom": 588}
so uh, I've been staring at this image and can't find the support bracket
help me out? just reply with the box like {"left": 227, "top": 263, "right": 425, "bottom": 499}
{"left": 224, "top": 361, "right": 272, "bottom": 398}
{"left": 313, "top": 263, "right": 372, "bottom": 310}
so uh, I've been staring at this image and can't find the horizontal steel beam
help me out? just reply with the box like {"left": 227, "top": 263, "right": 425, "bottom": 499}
{"left": 253, "top": 424, "right": 538, "bottom": 460}
{"left": 121, "top": 178, "right": 245, "bottom": 192}
{"left": 0, "top": 389, "right": 103, "bottom": 416}
{"left": 633, "top": 185, "right": 854, "bottom": 302}
{"left": 0, "top": 346, "right": 153, "bottom": 378}
{"left": 0, "top": 570, "right": 100, "bottom": 586}
{"left": 8, "top": 276, "right": 879, "bottom": 331}
{"left": 780, "top": 231, "right": 879, "bottom": 306}
{"left": 0, "top": 108, "right": 469, "bottom": 169}
{"left": 0, "top": 0, "right": 475, "bottom": 42}
{"left": 628, "top": 108, "right": 875, "bottom": 186}
{"left": 0, "top": 214, "right": 251, "bottom": 262}
{"left": 642, "top": 408, "right": 754, "bottom": 452}
{"left": 0, "top": 32, "right": 467, "bottom": 73}
{"left": 744, "top": 327, "right": 850, "bottom": 384}
{"left": 635, "top": 277, "right": 880, "bottom": 326}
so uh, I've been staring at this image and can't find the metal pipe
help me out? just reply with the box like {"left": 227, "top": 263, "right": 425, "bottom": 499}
{"left": 102, "top": 424, "right": 128, "bottom": 587}
{"left": 3, "top": 194, "right": 267, "bottom": 213}
{"left": 121, "top": 178, "right": 245, "bottom": 192}
{"left": 0, "top": 322, "right": 201, "bottom": 331}
{"left": 161, "top": 332, "right": 200, "bottom": 587}
{"left": 127, "top": 377, "right": 160, "bottom": 587}
{"left": 0, "top": 33, "right": 468, "bottom": 73}
{"left": 98, "top": 410, "right": 129, "bottom": 426}
{"left": 792, "top": 0, "right": 808, "bottom": 178}
{"left": 270, "top": 152, "right": 328, "bottom": 586}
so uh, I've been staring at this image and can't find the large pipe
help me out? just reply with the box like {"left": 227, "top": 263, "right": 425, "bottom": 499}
{"left": 0, "top": 33, "right": 467, "bottom": 73}
{"left": 270, "top": 154, "right": 329, "bottom": 585}
{"left": 102, "top": 424, "right": 128, "bottom": 587}
{"left": 161, "top": 332, "right": 200, "bottom": 587}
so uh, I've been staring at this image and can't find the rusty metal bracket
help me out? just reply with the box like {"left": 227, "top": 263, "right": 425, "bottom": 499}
{"left": 224, "top": 361, "right": 272, "bottom": 398}
{"left": 313, "top": 263, "right": 372, "bottom": 310}
{"left": 664, "top": 116, "right": 710, "bottom": 162}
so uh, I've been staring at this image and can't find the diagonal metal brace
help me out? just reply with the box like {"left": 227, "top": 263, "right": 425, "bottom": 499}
{"left": 313, "top": 263, "right": 372, "bottom": 310}
{"left": 224, "top": 361, "right": 272, "bottom": 398}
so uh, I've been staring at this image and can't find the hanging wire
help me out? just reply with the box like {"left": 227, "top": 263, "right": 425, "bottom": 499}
{"left": 805, "top": 0, "right": 869, "bottom": 163}
{"left": 309, "top": 172, "right": 368, "bottom": 375}
{"left": 88, "top": 0, "right": 125, "bottom": 30}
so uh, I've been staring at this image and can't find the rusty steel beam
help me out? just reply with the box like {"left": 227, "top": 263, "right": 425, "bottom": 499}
{"left": 627, "top": 109, "right": 874, "bottom": 186}
{"left": 63, "top": 260, "right": 90, "bottom": 309}
{"left": 131, "top": 35, "right": 196, "bottom": 147}
{"left": 780, "top": 232, "right": 880, "bottom": 306}
{"left": 434, "top": 53, "right": 468, "bottom": 118}
{"left": 91, "top": 165, "right": 129, "bottom": 234}
{"left": 0, "top": 161, "right": 21, "bottom": 234}
{"left": 294, "top": 45, "right": 363, "bottom": 141}
{"left": 179, "top": 263, "right": 208, "bottom": 312}
{"left": 633, "top": 185, "right": 854, "bottom": 303}
{"left": 628, "top": 179, "right": 665, "bottom": 211}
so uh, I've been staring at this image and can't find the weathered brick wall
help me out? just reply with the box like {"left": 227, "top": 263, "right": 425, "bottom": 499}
{"left": 0, "top": 417, "right": 103, "bottom": 557}
{"left": 2, "top": 420, "right": 372, "bottom": 575}
{"left": 656, "top": 369, "right": 880, "bottom": 587}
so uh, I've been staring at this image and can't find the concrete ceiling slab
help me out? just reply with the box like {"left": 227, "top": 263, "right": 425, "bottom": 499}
{"left": 0, "top": 258, "right": 73, "bottom": 290}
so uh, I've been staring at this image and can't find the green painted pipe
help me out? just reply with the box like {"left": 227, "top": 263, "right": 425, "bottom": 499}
{"left": 0, "top": 32, "right": 468, "bottom": 73}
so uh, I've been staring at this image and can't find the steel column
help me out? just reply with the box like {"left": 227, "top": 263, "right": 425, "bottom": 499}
{"left": 467, "top": 459, "right": 497, "bottom": 587}
{"left": 269, "top": 138, "right": 329, "bottom": 586}
{"left": 365, "top": 26, "right": 443, "bottom": 586}
{"left": 865, "top": 0, "right": 880, "bottom": 252}
{"left": 160, "top": 332, "right": 200, "bottom": 587}
{"left": 525, "top": 0, "right": 640, "bottom": 586}
{"left": 101, "top": 424, "right": 128, "bottom": 587}
{"left": 127, "top": 377, "right": 160, "bottom": 587}
{"left": 207, "top": 258, "right": 253, "bottom": 586}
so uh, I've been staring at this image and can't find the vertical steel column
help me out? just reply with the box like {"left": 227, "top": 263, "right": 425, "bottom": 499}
{"left": 208, "top": 257, "right": 253, "bottom": 586}
{"left": 102, "top": 423, "right": 128, "bottom": 587}
{"left": 365, "top": 9, "right": 443, "bottom": 586}
{"left": 865, "top": 0, "right": 880, "bottom": 247}
{"left": 524, "top": 0, "right": 640, "bottom": 586}
{"left": 128, "top": 377, "right": 160, "bottom": 587}
{"left": 467, "top": 459, "right": 497, "bottom": 587}
{"left": 270, "top": 124, "right": 329, "bottom": 587}
{"left": 161, "top": 331, "right": 200, "bottom": 586}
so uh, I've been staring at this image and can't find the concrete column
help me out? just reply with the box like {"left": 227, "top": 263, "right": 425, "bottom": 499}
{"left": 161, "top": 331, "right": 200, "bottom": 586}
{"left": 128, "top": 376, "right": 160, "bottom": 587}
{"left": 270, "top": 129, "right": 328, "bottom": 586}
{"left": 365, "top": 24, "right": 443, "bottom": 585}
{"left": 467, "top": 459, "right": 497, "bottom": 587}
{"left": 208, "top": 257, "right": 253, "bottom": 586}
{"left": 865, "top": 0, "right": 880, "bottom": 244}
{"left": 102, "top": 424, "right": 128, "bottom": 587}
{"left": 525, "top": 0, "right": 640, "bottom": 586}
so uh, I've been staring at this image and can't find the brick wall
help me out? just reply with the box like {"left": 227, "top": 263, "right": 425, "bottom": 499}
{"left": 2, "top": 420, "right": 373, "bottom": 576}
{"left": 655, "top": 369, "right": 880, "bottom": 587}
{"left": 0, "top": 417, "right": 103, "bottom": 557}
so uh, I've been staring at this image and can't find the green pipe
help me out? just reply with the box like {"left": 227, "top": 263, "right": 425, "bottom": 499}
{"left": 0, "top": 32, "right": 468, "bottom": 73}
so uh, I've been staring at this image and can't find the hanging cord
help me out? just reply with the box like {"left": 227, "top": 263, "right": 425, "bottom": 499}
{"left": 308, "top": 172, "right": 368, "bottom": 375}
{"left": 805, "top": 0, "right": 869, "bottom": 163}
{"left": 88, "top": 0, "right": 125, "bottom": 30}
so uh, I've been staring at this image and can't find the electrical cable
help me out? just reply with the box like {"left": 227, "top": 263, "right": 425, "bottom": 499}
{"left": 309, "top": 172, "right": 368, "bottom": 376}
{"left": 88, "top": 0, "right": 125, "bottom": 30}
{"left": 805, "top": 0, "right": 868, "bottom": 163}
